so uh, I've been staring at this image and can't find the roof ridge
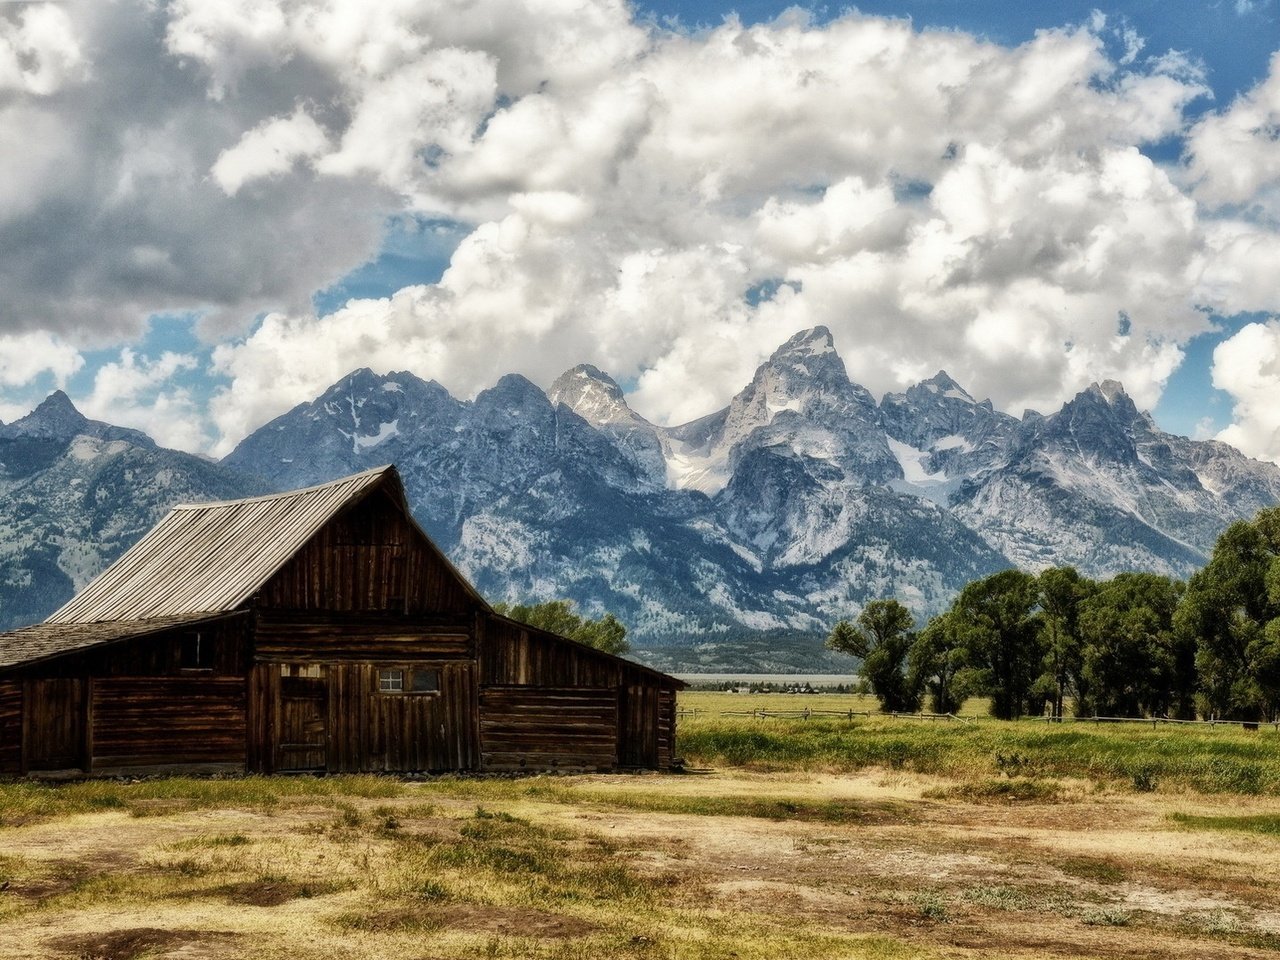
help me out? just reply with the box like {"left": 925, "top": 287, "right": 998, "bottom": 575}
{"left": 172, "top": 464, "right": 396, "bottom": 510}
{"left": 45, "top": 465, "right": 400, "bottom": 624}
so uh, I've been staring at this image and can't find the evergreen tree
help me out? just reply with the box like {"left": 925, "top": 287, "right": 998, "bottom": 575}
{"left": 826, "top": 599, "right": 920, "bottom": 712}
{"left": 1078, "top": 573, "right": 1187, "bottom": 718}
{"left": 1035, "top": 567, "right": 1092, "bottom": 720}
{"left": 1175, "top": 508, "right": 1280, "bottom": 720}
{"left": 950, "top": 570, "right": 1043, "bottom": 719}
{"left": 494, "top": 599, "right": 630, "bottom": 655}
{"left": 909, "top": 611, "right": 967, "bottom": 714}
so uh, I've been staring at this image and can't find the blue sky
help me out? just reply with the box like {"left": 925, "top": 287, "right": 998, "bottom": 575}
{"left": 1, "top": 1, "right": 1279, "bottom": 457}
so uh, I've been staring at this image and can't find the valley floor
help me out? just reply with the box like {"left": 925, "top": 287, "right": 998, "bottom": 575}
{"left": 4, "top": 759, "right": 1280, "bottom": 959}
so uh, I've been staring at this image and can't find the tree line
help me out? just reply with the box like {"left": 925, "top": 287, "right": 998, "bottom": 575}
{"left": 828, "top": 507, "right": 1280, "bottom": 721}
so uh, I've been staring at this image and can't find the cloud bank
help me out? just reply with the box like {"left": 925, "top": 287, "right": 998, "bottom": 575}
{"left": 0, "top": 2, "right": 1278, "bottom": 462}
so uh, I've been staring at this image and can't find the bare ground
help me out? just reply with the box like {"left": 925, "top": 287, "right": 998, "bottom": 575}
{"left": 3, "top": 771, "right": 1280, "bottom": 959}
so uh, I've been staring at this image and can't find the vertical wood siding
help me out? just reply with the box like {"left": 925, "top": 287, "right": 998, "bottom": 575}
{"left": 482, "top": 617, "right": 622, "bottom": 687}
{"left": 247, "top": 662, "right": 280, "bottom": 774}
{"left": 617, "top": 683, "right": 658, "bottom": 768}
{"left": 24, "top": 679, "right": 84, "bottom": 770}
{"left": 259, "top": 491, "right": 471, "bottom": 615}
{"left": 325, "top": 662, "right": 477, "bottom": 772}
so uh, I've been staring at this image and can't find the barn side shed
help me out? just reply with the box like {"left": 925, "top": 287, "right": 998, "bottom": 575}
{"left": 0, "top": 465, "right": 683, "bottom": 777}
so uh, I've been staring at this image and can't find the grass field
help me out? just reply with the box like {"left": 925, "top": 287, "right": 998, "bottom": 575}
{"left": 4, "top": 692, "right": 1280, "bottom": 959}
{"left": 678, "top": 691, "right": 1280, "bottom": 794}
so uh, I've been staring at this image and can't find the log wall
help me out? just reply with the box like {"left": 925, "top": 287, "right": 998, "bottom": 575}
{"left": 481, "top": 614, "right": 680, "bottom": 770}
{"left": 0, "top": 680, "right": 21, "bottom": 773}
{"left": 91, "top": 678, "right": 246, "bottom": 771}
{"left": 657, "top": 687, "right": 676, "bottom": 768}
{"left": 479, "top": 686, "right": 618, "bottom": 771}
{"left": 253, "top": 612, "right": 472, "bottom": 662}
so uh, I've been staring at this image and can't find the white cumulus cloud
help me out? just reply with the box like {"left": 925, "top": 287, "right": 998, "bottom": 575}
{"left": 211, "top": 106, "right": 330, "bottom": 195}
{"left": 0, "top": 3, "right": 85, "bottom": 95}
{"left": 1212, "top": 320, "right": 1280, "bottom": 462}
{"left": 78, "top": 349, "right": 208, "bottom": 452}
{"left": 5, "top": 1, "right": 1280, "bottom": 459}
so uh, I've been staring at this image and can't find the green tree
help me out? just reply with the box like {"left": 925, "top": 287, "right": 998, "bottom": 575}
{"left": 1176, "top": 508, "right": 1280, "bottom": 720}
{"left": 909, "top": 611, "right": 967, "bottom": 714}
{"left": 494, "top": 599, "right": 630, "bottom": 656}
{"left": 1078, "top": 573, "right": 1187, "bottom": 718}
{"left": 826, "top": 599, "right": 920, "bottom": 712}
{"left": 950, "top": 570, "right": 1043, "bottom": 719}
{"left": 1036, "top": 567, "right": 1093, "bottom": 720}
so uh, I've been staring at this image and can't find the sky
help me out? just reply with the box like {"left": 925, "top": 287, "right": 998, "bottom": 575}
{"left": 1, "top": 1, "right": 1279, "bottom": 461}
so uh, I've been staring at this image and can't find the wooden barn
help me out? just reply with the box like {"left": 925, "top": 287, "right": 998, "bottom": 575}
{"left": 0, "top": 466, "right": 682, "bottom": 777}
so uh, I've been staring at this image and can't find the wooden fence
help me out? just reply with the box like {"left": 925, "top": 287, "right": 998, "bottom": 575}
{"left": 677, "top": 706, "right": 1278, "bottom": 730}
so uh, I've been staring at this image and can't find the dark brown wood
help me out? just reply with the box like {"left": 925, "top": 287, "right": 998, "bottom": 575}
{"left": 91, "top": 678, "right": 246, "bottom": 770}
{"left": 277, "top": 673, "right": 328, "bottom": 772}
{"left": 480, "top": 686, "right": 619, "bottom": 771}
{"left": 258, "top": 489, "right": 472, "bottom": 616}
{"left": 0, "top": 680, "right": 21, "bottom": 774}
{"left": 83, "top": 678, "right": 94, "bottom": 774}
{"left": 24, "top": 678, "right": 84, "bottom": 771}
{"left": 0, "top": 469, "right": 681, "bottom": 777}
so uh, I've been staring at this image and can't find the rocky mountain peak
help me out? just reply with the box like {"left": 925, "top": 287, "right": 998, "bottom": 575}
{"left": 0, "top": 390, "right": 155, "bottom": 449}
{"left": 1072, "top": 380, "right": 1140, "bottom": 422}
{"left": 919, "top": 370, "right": 975, "bottom": 403}
{"left": 1086, "top": 379, "right": 1136, "bottom": 410}
{"left": 2, "top": 390, "right": 88, "bottom": 439}
{"left": 481, "top": 373, "right": 549, "bottom": 409}
{"left": 547, "top": 364, "right": 645, "bottom": 427}
{"left": 773, "top": 325, "right": 835, "bottom": 358}
{"left": 760, "top": 326, "right": 848, "bottom": 387}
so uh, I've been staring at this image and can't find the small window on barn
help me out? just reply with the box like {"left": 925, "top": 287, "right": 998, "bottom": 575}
{"left": 378, "top": 668, "right": 404, "bottom": 693}
{"left": 409, "top": 669, "right": 439, "bottom": 693}
{"left": 180, "top": 632, "right": 213, "bottom": 671}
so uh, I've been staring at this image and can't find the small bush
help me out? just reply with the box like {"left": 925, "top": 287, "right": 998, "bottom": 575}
{"left": 912, "top": 891, "right": 950, "bottom": 922}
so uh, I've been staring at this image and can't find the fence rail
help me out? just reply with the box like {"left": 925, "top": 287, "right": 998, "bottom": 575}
{"left": 678, "top": 705, "right": 1278, "bottom": 730}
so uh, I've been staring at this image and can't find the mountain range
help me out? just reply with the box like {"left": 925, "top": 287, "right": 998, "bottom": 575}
{"left": 3, "top": 326, "right": 1279, "bottom": 671}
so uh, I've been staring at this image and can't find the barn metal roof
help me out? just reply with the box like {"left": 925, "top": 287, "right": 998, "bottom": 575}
{"left": 0, "top": 612, "right": 241, "bottom": 671}
{"left": 48, "top": 465, "right": 399, "bottom": 624}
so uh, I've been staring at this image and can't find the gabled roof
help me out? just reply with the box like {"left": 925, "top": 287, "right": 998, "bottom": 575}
{"left": 0, "top": 613, "right": 242, "bottom": 671}
{"left": 47, "top": 465, "right": 462, "bottom": 624}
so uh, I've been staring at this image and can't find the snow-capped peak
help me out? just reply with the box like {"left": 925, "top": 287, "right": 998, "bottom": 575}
{"left": 772, "top": 325, "right": 836, "bottom": 360}
{"left": 921, "top": 371, "right": 975, "bottom": 403}
{"left": 547, "top": 364, "right": 646, "bottom": 427}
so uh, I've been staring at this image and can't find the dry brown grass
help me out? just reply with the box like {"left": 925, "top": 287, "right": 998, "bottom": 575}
{"left": 3, "top": 771, "right": 1280, "bottom": 959}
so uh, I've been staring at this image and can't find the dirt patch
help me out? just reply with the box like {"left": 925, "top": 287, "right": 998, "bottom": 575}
{"left": 43, "top": 928, "right": 235, "bottom": 960}
{"left": 442, "top": 903, "right": 599, "bottom": 938}
{"left": 350, "top": 903, "right": 598, "bottom": 939}
{"left": 212, "top": 880, "right": 318, "bottom": 907}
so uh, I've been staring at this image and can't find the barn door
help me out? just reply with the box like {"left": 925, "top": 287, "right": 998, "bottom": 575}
{"left": 25, "top": 679, "right": 85, "bottom": 771}
{"left": 276, "top": 674, "right": 328, "bottom": 772}
{"left": 617, "top": 683, "right": 658, "bottom": 768}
